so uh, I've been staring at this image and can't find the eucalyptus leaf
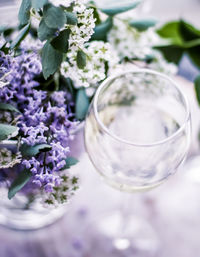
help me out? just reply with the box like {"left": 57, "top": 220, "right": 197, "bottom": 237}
{"left": 75, "top": 88, "right": 90, "bottom": 120}
{"left": 51, "top": 29, "right": 70, "bottom": 53}
{"left": 42, "top": 41, "right": 63, "bottom": 79}
{"left": 31, "top": 0, "right": 48, "bottom": 9}
{"left": 91, "top": 17, "right": 113, "bottom": 41}
{"left": 0, "top": 124, "right": 19, "bottom": 141}
{"left": 18, "top": 0, "right": 31, "bottom": 25}
{"left": 66, "top": 12, "right": 77, "bottom": 25}
{"left": 0, "top": 103, "right": 20, "bottom": 113}
{"left": 195, "top": 75, "right": 200, "bottom": 107}
{"left": 77, "top": 50, "right": 87, "bottom": 69}
{"left": 10, "top": 23, "right": 30, "bottom": 49}
{"left": 43, "top": 5, "right": 66, "bottom": 29}
{"left": 129, "top": 18, "right": 157, "bottom": 32}
{"left": 8, "top": 169, "right": 32, "bottom": 199}
{"left": 100, "top": 1, "right": 141, "bottom": 16}
{"left": 20, "top": 143, "right": 52, "bottom": 157}
{"left": 38, "top": 19, "right": 57, "bottom": 41}
{"left": 65, "top": 157, "right": 79, "bottom": 169}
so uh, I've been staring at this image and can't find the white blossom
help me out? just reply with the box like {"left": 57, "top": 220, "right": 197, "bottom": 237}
{"left": 61, "top": 41, "right": 119, "bottom": 92}
{"left": 66, "top": 4, "right": 96, "bottom": 51}
{"left": 108, "top": 17, "right": 177, "bottom": 76}
{"left": 108, "top": 18, "right": 160, "bottom": 60}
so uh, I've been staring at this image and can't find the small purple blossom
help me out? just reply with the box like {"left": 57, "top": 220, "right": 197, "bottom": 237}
{"left": 0, "top": 46, "right": 78, "bottom": 195}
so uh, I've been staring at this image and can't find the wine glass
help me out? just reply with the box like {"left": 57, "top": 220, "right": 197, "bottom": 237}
{"left": 84, "top": 69, "right": 191, "bottom": 256}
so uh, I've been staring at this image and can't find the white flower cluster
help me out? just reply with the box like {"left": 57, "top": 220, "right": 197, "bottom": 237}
{"left": 66, "top": 1, "right": 96, "bottom": 51}
{"left": 61, "top": 41, "right": 119, "bottom": 94}
{"left": 42, "top": 172, "right": 79, "bottom": 207}
{"left": 108, "top": 18, "right": 177, "bottom": 76}
{"left": 108, "top": 18, "right": 160, "bottom": 60}
{"left": 0, "top": 148, "right": 22, "bottom": 169}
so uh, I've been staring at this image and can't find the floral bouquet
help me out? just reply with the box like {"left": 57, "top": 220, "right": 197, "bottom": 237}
{"left": 1, "top": 0, "right": 195, "bottom": 224}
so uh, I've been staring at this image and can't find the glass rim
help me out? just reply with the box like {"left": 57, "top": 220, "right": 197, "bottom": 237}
{"left": 93, "top": 68, "right": 191, "bottom": 147}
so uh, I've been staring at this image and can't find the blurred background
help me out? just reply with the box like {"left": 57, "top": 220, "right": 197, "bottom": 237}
{"left": 1, "top": 0, "right": 200, "bottom": 25}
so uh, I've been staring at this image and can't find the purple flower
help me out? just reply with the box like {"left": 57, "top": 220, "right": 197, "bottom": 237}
{"left": 0, "top": 47, "right": 78, "bottom": 194}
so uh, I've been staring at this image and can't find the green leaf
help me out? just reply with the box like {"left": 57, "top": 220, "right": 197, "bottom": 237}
{"left": 0, "top": 103, "right": 20, "bottom": 113}
{"left": 195, "top": 75, "right": 200, "bottom": 107}
{"left": 100, "top": 1, "right": 141, "bottom": 16}
{"left": 76, "top": 50, "right": 87, "bottom": 69}
{"left": 43, "top": 5, "right": 66, "bottom": 29}
{"left": 8, "top": 169, "right": 32, "bottom": 199}
{"left": 20, "top": 143, "right": 52, "bottom": 157}
{"left": 129, "top": 18, "right": 157, "bottom": 32}
{"left": 42, "top": 41, "right": 63, "bottom": 79}
{"left": 51, "top": 29, "right": 70, "bottom": 53}
{"left": 187, "top": 46, "right": 200, "bottom": 68}
{"left": 157, "top": 21, "right": 183, "bottom": 45}
{"left": 179, "top": 20, "right": 200, "bottom": 42}
{"left": 65, "top": 157, "right": 79, "bottom": 169}
{"left": 75, "top": 88, "right": 90, "bottom": 120}
{"left": 91, "top": 17, "right": 113, "bottom": 41}
{"left": 38, "top": 19, "right": 57, "bottom": 41}
{"left": 66, "top": 12, "right": 77, "bottom": 25}
{"left": 31, "top": 0, "right": 48, "bottom": 9}
{"left": 18, "top": 0, "right": 31, "bottom": 25}
{"left": 154, "top": 45, "right": 184, "bottom": 64}
{"left": 10, "top": 23, "right": 30, "bottom": 49}
{"left": 0, "top": 124, "right": 19, "bottom": 141}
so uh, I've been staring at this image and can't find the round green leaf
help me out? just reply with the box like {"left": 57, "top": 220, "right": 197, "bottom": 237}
{"left": 18, "top": 0, "right": 31, "bottom": 25}
{"left": 65, "top": 157, "right": 79, "bottom": 169}
{"left": 77, "top": 50, "right": 87, "bottom": 69}
{"left": 8, "top": 169, "right": 32, "bottom": 200}
{"left": 0, "top": 124, "right": 19, "bottom": 141}
{"left": 31, "top": 0, "right": 48, "bottom": 9}
{"left": 42, "top": 41, "right": 63, "bottom": 79}
{"left": 51, "top": 29, "right": 70, "bottom": 53}
{"left": 129, "top": 18, "right": 157, "bottom": 32}
{"left": 10, "top": 23, "right": 30, "bottom": 49}
{"left": 91, "top": 17, "right": 113, "bottom": 41}
{"left": 66, "top": 12, "right": 77, "bottom": 25}
{"left": 43, "top": 5, "right": 66, "bottom": 29}
{"left": 0, "top": 103, "right": 20, "bottom": 113}
{"left": 100, "top": 1, "right": 141, "bottom": 16}
{"left": 38, "top": 19, "right": 57, "bottom": 41}
{"left": 75, "top": 88, "right": 90, "bottom": 120}
{"left": 20, "top": 143, "right": 52, "bottom": 157}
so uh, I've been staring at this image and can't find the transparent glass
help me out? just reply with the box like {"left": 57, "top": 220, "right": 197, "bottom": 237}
{"left": 84, "top": 69, "right": 191, "bottom": 255}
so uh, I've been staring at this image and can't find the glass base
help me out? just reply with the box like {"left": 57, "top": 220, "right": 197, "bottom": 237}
{"left": 0, "top": 190, "right": 67, "bottom": 230}
{"left": 84, "top": 211, "right": 159, "bottom": 257}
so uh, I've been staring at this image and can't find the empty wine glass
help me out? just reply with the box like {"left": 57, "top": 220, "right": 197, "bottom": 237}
{"left": 84, "top": 69, "right": 191, "bottom": 256}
